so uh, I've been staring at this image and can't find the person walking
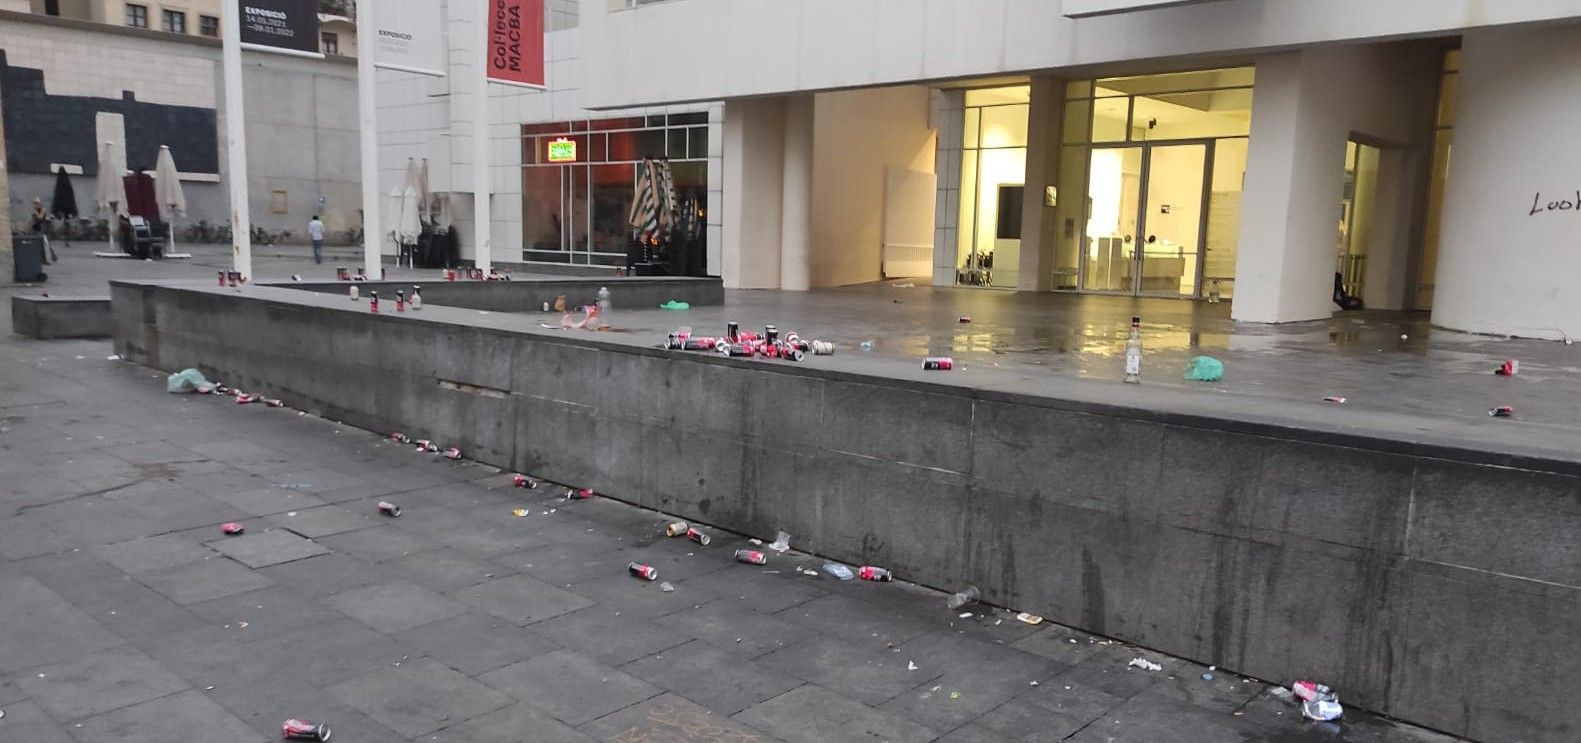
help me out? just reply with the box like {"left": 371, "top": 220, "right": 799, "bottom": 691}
{"left": 29, "top": 198, "right": 57, "bottom": 264}
{"left": 308, "top": 215, "right": 326, "bottom": 264}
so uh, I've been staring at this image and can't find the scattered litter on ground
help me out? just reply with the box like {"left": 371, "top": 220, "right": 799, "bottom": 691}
{"left": 377, "top": 501, "right": 402, "bottom": 517}
{"left": 1323, "top": 396, "right": 1347, "bottom": 404}
{"left": 1489, "top": 405, "right": 1514, "bottom": 417}
{"left": 281, "top": 719, "right": 331, "bottom": 741}
{"left": 801, "top": 569, "right": 819, "bottom": 577}
{"left": 685, "top": 527, "right": 711, "bottom": 546}
{"left": 958, "top": 612, "right": 973, "bottom": 619}
{"left": 949, "top": 691, "right": 961, "bottom": 700}
{"left": 947, "top": 585, "right": 980, "bottom": 610}
{"left": 908, "top": 661, "right": 919, "bottom": 671}
{"left": 1183, "top": 356, "right": 1224, "bottom": 382}
{"left": 922, "top": 356, "right": 954, "bottom": 371}
{"left": 221, "top": 522, "right": 244, "bottom": 535}
{"left": 858, "top": 565, "right": 892, "bottom": 581}
{"left": 660, "top": 300, "right": 690, "bottom": 310}
{"left": 768, "top": 531, "right": 791, "bottom": 553}
{"left": 1128, "top": 658, "right": 1163, "bottom": 672}
{"left": 1015, "top": 612, "right": 1044, "bottom": 625}
{"left": 735, "top": 549, "right": 767, "bottom": 565}
{"left": 628, "top": 562, "right": 658, "bottom": 581}
{"left": 891, "top": 283, "right": 916, "bottom": 289}
{"left": 821, "top": 563, "right": 854, "bottom": 581}
{"left": 166, "top": 368, "right": 212, "bottom": 393}
{"left": 659, "top": 581, "right": 675, "bottom": 593}
{"left": 285, "top": 511, "right": 297, "bottom": 517}
{"left": 1202, "top": 672, "right": 1214, "bottom": 681}
{"left": 859, "top": 340, "right": 874, "bottom": 351}
{"left": 512, "top": 474, "right": 538, "bottom": 488}
{"left": 1495, "top": 358, "right": 1519, "bottom": 376}
{"left": 1030, "top": 680, "right": 1039, "bottom": 686}
{"left": 748, "top": 538, "right": 763, "bottom": 546}
{"left": 107, "top": 354, "right": 121, "bottom": 361}
{"left": 511, "top": 509, "right": 529, "bottom": 517}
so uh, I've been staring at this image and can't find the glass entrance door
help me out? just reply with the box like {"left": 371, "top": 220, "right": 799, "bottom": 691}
{"left": 1083, "top": 142, "right": 1210, "bottom": 297}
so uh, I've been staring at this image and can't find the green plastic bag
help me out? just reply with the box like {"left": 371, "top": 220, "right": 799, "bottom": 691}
{"left": 1183, "top": 356, "right": 1224, "bottom": 382}
{"left": 659, "top": 300, "right": 690, "bottom": 310}
{"left": 166, "top": 368, "right": 212, "bottom": 393}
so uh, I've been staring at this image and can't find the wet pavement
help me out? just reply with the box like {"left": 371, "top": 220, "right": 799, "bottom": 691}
{"left": 0, "top": 328, "right": 1469, "bottom": 741}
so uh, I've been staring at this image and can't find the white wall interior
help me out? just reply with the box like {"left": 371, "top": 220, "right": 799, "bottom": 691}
{"left": 1433, "top": 24, "right": 1581, "bottom": 339}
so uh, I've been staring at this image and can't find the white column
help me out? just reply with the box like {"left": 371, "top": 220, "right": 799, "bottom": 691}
{"left": 221, "top": 1, "right": 252, "bottom": 279}
{"left": 1018, "top": 76, "right": 1062, "bottom": 291}
{"left": 472, "top": 0, "right": 492, "bottom": 272}
{"left": 779, "top": 94, "right": 813, "bottom": 291}
{"left": 720, "top": 98, "right": 786, "bottom": 289}
{"left": 356, "top": 0, "right": 381, "bottom": 278}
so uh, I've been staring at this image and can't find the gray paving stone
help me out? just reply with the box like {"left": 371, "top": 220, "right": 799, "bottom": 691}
{"left": 690, "top": 566, "right": 829, "bottom": 615}
{"left": 757, "top": 635, "right": 936, "bottom": 707}
{"left": 188, "top": 585, "right": 348, "bottom": 641}
{"left": 384, "top": 547, "right": 503, "bottom": 593}
{"left": 316, "top": 526, "right": 437, "bottom": 563}
{"left": 1064, "top": 693, "right": 1258, "bottom": 742}
{"left": 422, "top": 702, "right": 596, "bottom": 743}
{"left": 622, "top": 641, "right": 805, "bottom": 715}
{"left": 0, "top": 516, "right": 69, "bottom": 560}
{"left": 478, "top": 649, "right": 662, "bottom": 726}
{"left": 95, "top": 534, "right": 217, "bottom": 575}
{"left": 534, "top": 606, "right": 696, "bottom": 667}
{"left": 209, "top": 486, "right": 327, "bottom": 516}
{"left": 0, "top": 574, "right": 123, "bottom": 673}
{"left": 390, "top": 613, "right": 558, "bottom": 676}
{"left": 772, "top": 593, "right": 940, "bottom": 648}
{"left": 137, "top": 554, "right": 277, "bottom": 605}
{"left": 1010, "top": 623, "right": 1114, "bottom": 666}
{"left": 205, "top": 528, "right": 329, "bottom": 568}
{"left": 16, "top": 645, "right": 190, "bottom": 721}
{"left": 105, "top": 485, "right": 240, "bottom": 532}
{"left": 657, "top": 601, "right": 813, "bottom": 659}
{"left": 324, "top": 579, "right": 470, "bottom": 633}
{"left": 450, "top": 574, "right": 594, "bottom": 626}
{"left": 0, "top": 700, "right": 77, "bottom": 743}
{"left": 255, "top": 553, "right": 388, "bottom": 597}
{"left": 580, "top": 693, "right": 782, "bottom": 743}
{"left": 267, "top": 504, "right": 375, "bottom": 538}
{"left": 107, "top": 440, "right": 207, "bottom": 465}
{"left": 881, "top": 631, "right": 1071, "bottom": 731}
{"left": 572, "top": 572, "right": 721, "bottom": 620}
{"left": 68, "top": 690, "right": 268, "bottom": 743}
{"left": 17, "top": 550, "right": 208, "bottom": 643}
{"left": 328, "top": 658, "right": 514, "bottom": 738}
{"left": 733, "top": 684, "right": 938, "bottom": 743}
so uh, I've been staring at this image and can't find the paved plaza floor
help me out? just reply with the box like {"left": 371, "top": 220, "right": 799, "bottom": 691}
{"left": 1, "top": 246, "right": 1473, "bottom": 742}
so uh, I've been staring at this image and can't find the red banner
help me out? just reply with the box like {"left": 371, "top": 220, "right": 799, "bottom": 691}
{"left": 487, "top": 0, "right": 545, "bottom": 89}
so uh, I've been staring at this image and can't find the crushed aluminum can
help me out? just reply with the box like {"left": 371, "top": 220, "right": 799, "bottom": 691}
{"left": 281, "top": 718, "right": 332, "bottom": 740}
{"left": 684, "top": 527, "right": 711, "bottom": 546}
{"left": 264, "top": 399, "right": 284, "bottom": 408}
{"left": 214, "top": 384, "right": 233, "bottom": 395}
{"left": 665, "top": 521, "right": 690, "bottom": 538}
{"left": 414, "top": 440, "right": 438, "bottom": 452}
{"left": 512, "top": 474, "right": 537, "bottom": 489}
{"left": 221, "top": 522, "right": 245, "bottom": 535}
{"left": 1323, "top": 396, "right": 1347, "bottom": 404}
{"left": 443, "top": 447, "right": 463, "bottom": 461}
{"left": 809, "top": 340, "right": 835, "bottom": 356}
{"left": 1495, "top": 359, "right": 1519, "bottom": 376}
{"left": 217, "top": 270, "right": 226, "bottom": 286}
{"left": 369, "top": 291, "right": 380, "bottom": 314}
{"left": 391, "top": 432, "right": 411, "bottom": 444}
{"left": 1489, "top": 405, "right": 1514, "bottom": 418}
{"left": 734, "top": 549, "right": 767, "bottom": 565}
{"left": 566, "top": 488, "right": 594, "bottom": 500}
{"left": 922, "top": 357, "right": 954, "bottom": 371}
{"left": 377, "top": 501, "right": 402, "bottom": 517}
{"left": 958, "top": 316, "right": 972, "bottom": 323}
{"left": 336, "top": 267, "right": 349, "bottom": 281}
{"left": 235, "top": 394, "right": 260, "bottom": 405}
{"left": 628, "top": 562, "right": 658, "bottom": 581}
{"left": 858, "top": 566, "right": 893, "bottom": 582}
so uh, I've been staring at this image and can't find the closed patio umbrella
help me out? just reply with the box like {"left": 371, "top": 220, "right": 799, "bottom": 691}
{"left": 416, "top": 158, "right": 431, "bottom": 224}
{"left": 154, "top": 146, "right": 186, "bottom": 252}
{"left": 51, "top": 167, "right": 78, "bottom": 221}
{"left": 95, "top": 142, "right": 128, "bottom": 250}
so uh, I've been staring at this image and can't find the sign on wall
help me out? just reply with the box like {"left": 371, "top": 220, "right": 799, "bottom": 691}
{"left": 486, "top": 0, "right": 545, "bottom": 89}
{"left": 373, "top": 0, "right": 447, "bottom": 77}
{"left": 546, "top": 137, "right": 576, "bottom": 162}
{"left": 237, "top": 0, "right": 320, "bottom": 55}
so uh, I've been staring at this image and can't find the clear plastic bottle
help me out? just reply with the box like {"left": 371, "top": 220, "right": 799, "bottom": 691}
{"left": 1123, "top": 316, "right": 1142, "bottom": 384}
{"left": 596, "top": 286, "right": 611, "bottom": 313}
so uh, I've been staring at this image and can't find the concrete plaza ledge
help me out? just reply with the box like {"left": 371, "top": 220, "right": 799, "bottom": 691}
{"left": 110, "top": 279, "right": 1580, "bottom": 743}
{"left": 11, "top": 295, "right": 113, "bottom": 339}
{"left": 266, "top": 275, "right": 723, "bottom": 313}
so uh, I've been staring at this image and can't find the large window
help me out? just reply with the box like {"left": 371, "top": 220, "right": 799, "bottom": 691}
{"left": 162, "top": 9, "right": 186, "bottom": 34}
{"left": 521, "top": 113, "right": 710, "bottom": 267}
{"left": 956, "top": 86, "right": 1029, "bottom": 288}
{"left": 321, "top": 32, "right": 340, "bottom": 55}
{"left": 125, "top": 3, "right": 149, "bottom": 28}
{"left": 199, "top": 15, "right": 219, "bottom": 36}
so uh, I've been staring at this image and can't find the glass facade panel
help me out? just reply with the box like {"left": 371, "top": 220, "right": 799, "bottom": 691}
{"left": 980, "top": 104, "right": 1029, "bottom": 149}
{"left": 1130, "top": 88, "right": 1251, "bottom": 140}
{"left": 966, "top": 86, "right": 1030, "bottom": 106}
{"left": 1052, "top": 146, "right": 1088, "bottom": 290}
{"left": 1092, "top": 97, "right": 1129, "bottom": 142}
{"left": 1203, "top": 137, "right": 1247, "bottom": 300}
{"left": 962, "top": 108, "right": 980, "bottom": 149}
{"left": 957, "top": 149, "right": 979, "bottom": 279}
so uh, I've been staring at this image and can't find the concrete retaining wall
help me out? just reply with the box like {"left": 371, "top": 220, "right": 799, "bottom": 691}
{"left": 269, "top": 276, "right": 724, "bottom": 314}
{"left": 111, "top": 280, "right": 1581, "bottom": 743}
{"left": 11, "top": 295, "right": 111, "bottom": 339}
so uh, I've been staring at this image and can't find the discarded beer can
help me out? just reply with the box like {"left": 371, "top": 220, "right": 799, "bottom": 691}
{"left": 922, "top": 357, "right": 954, "bottom": 371}
{"left": 684, "top": 527, "right": 711, "bottom": 546}
{"left": 396, "top": 290, "right": 406, "bottom": 313}
{"left": 414, "top": 440, "right": 438, "bottom": 452}
{"left": 336, "top": 267, "right": 349, "bottom": 281}
{"left": 221, "top": 522, "right": 245, "bottom": 535}
{"left": 858, "top": 566, "right": 893, "bottom": 582}
{"left": 1495, "top": 359, "right": 1519, "bottom": 376}
{"left": 369, "top": 291, "right": 379, "bottom": 314}
{"left": 235, "top": 394, "right": 259, "bottom": 405}
{"left": 665, "top": 521, "right": 690, "bottom": 538}
{"left": 512, "top": 474, "right": 537, "bottom": 489}
{"left": 443, "top": 447, "right": 463, "bottom": 460}
{"left": 214, "top": 384, "right": 232, "bottom": 395}
{"left": 391, "top": 432, "right": 411, "bottom": 444}
{"left": 809, "top": 340, "right": 835, "bottom": 356}
{"left": 281, "top": 718, "right": 332, "bottom": 741}
{"left": 1323, "top": 396, "right": 1347, "bottom": 404}
{"left": 566, "top": 488, "right": 594, "bottom": 500}
{"left": 958, "top": 316, "right": 972, "bottom": 324}
{"left": 735, "top": 549, "right": 767, "bottom": 565}
{"left": 377, "top": 501, "right": 402, "bottom": 517}
{"left": 217, "top": 270, "right": 226, "bottom": 286}
{"left": 628, "top": 562, "right": 659, "bottom": 581}
{"left": 264, "top": 399, "right": 284, "bottom": 408}
{"left": 1489, "top": 405, "right": 1514, "bottom": 418}
{"left": 726, "top": 321, "right": 740, "bottom": 341}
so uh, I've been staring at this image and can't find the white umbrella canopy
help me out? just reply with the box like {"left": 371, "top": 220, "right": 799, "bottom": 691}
{"left": 398, "top": 186, "right": 421, "bottom": 244}
{"left": 416, "top": 158, "right": 431, "bottom": 224}
{"left": 95, "top": 142, "right": 128, "bottom": 217}
{"left": 153, "top": 145, "right": 186, "bottom": 217}
{"left": 387, "top": 185, "right": 404, "bottom": 242}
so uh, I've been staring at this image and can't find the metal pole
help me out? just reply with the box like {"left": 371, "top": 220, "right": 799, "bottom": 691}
{"left": 357, "top": 0, "right": 381, "bottom": 278}
{"left": 473, "top": 0, "right": 492, "bottom": 272}
{"left": 221, "top": 1, "right": 252, "bottom": 279}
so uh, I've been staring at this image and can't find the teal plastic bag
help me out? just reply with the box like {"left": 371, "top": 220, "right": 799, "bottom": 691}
{"left": 166, "top": 368, "right": 211, "bottom": 393}
{"left": 659, "top": 300, "right": 690, "bottom": 310}
{"left": 1183, "top": 356, "right": 1224, "bottom": 382}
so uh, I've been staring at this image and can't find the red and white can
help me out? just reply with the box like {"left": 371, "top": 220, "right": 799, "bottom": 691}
{"left": 443, "top": 447, "right": 463, "bottom": 460}
{"left": 221, "top": 522, "right": 245, "bottom": 535}
{"left": 922, "top": 357, "right": 954, "bottom": 371}
{"left": 566, "top": 488, "right": 594, "bottom": 500}
{"left": 1489, "top": 405, "right": 1514, "bottom": 418}
{"left": 512, "top": 474, "right": 537, "bottom": 489}
{"left": 628, "top": 562, "right": 658, "bottom": 581}
{"left": 264, "top": 399, "right": 284, "bottom": 408}
{"left": 235, "top": 394, "right": 259, "bottom": 405}
{"left": 734, "top": 549, "right": 767, "bottom": 565}
{"left": 281, "top": 718, "right": 331, "bottom": 740}
{"left": 391, "top": 432, "right": 411, "bottom": 444}
{"left": 858, "top": 566, "right": 894, "bottom": 582}
{"left": 684, "top": 527, "right": 711, "bottom": 546}
{"left": 377, "top": 501, "right": 402, "bottom": 517}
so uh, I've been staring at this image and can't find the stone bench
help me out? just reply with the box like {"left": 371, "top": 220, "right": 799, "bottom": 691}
{"left": 11, "top": 295, "right": 112, "bottom": 339}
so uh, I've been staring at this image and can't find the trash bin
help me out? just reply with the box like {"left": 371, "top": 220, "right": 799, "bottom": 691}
{"left": 12, "top": 234, "right": 47, "bottom": 283}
